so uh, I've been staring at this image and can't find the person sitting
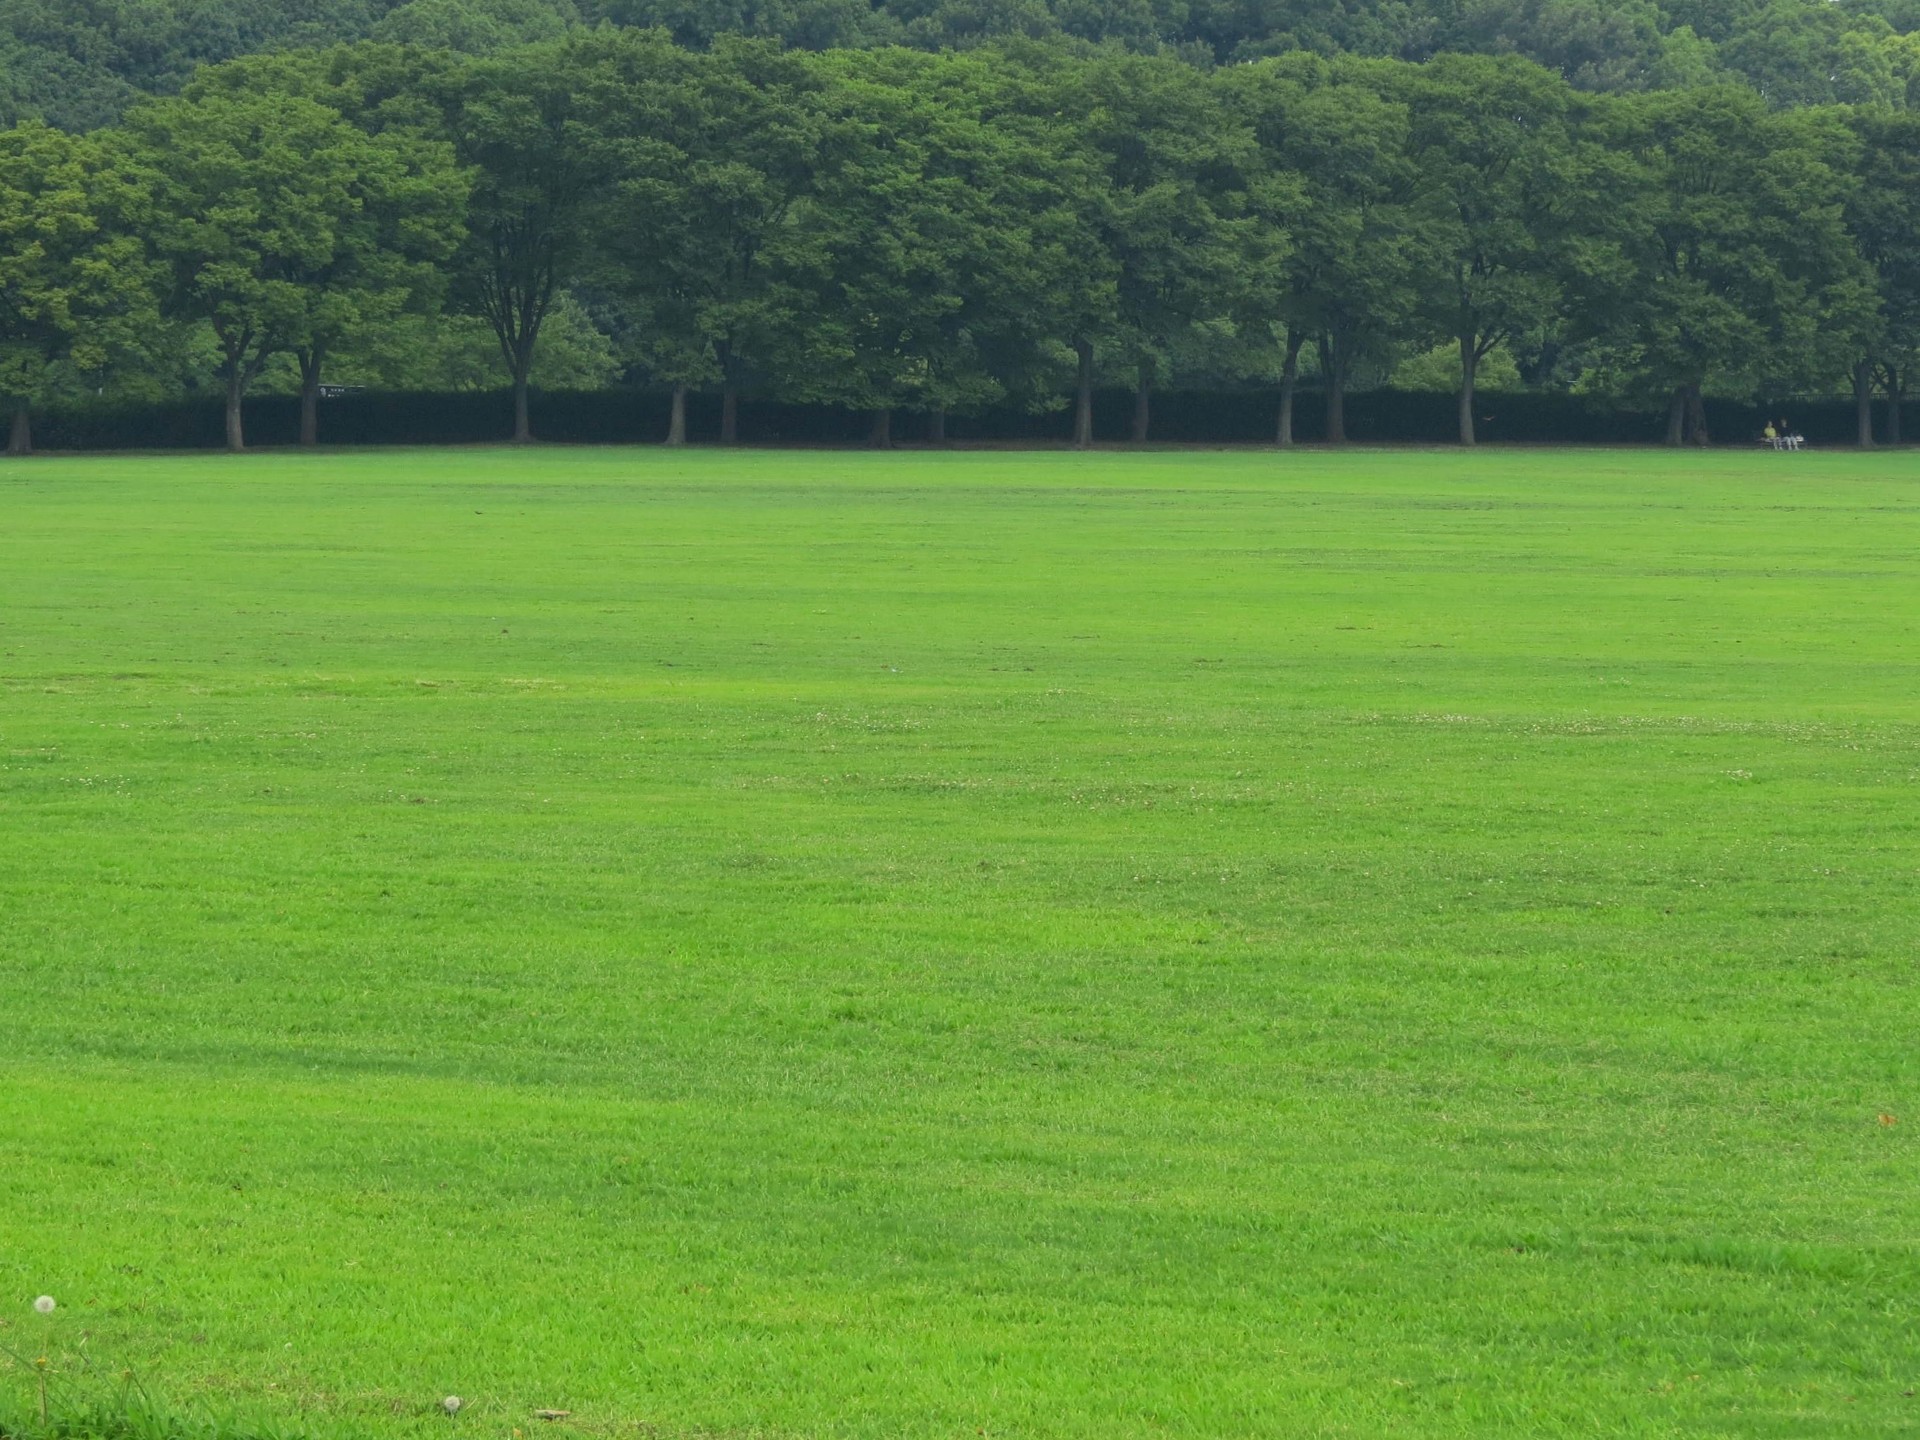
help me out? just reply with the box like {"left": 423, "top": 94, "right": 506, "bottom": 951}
{"left": 1763, "top": 422, "right": 1779, "bottom": 449}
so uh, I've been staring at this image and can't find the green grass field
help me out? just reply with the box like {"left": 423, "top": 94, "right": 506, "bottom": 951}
{"left": 1, "top": 445, "right": 1916, "bottom": 1440}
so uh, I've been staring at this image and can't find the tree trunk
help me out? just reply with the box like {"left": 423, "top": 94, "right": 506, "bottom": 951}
{"left": 297, "top": 349, "right": 324, "bottom": 448}
{"left": 929, "top": 407, "right": 946, "bottom": 445}
{"left": 1666, "top": 387, "right": 1686, "bottom": 446}
{"left": 1131, "top": 360, "right": 1152, "bottom": 443}
{"left": 1684, "top": 383, "right": 1709, "bottom": 446}
{"left": 1073, "top": 339, "right": 1094, "bottom": 449}
{"left": 1319, "top": 336, "right": 1346, "bottom": 445}
{"left": 1888, "top": 368, "right": 1904, "bottom": 445}
{"left": 5, "top": 400, "right": 28, "bottom": 456}
{"left": 1457, "top": 334, "right": 1477, "bottom": 446}
{"left": 225, "top": 368, "right": 246, "bottom": 452}
{"left": 511, "top": 371, "right": 532, "bottom": 444}
{"left": 1854, "top": 361, "right": 1875, "bottom": 448}
{"left": 869, "top": 408, "right": 892, "bottom": 449}
{"left": 717, "top": 340, "right": 740, "bottom": 445}
{"left": 1276, "top": 329, "right": 1302, "bottom": 448}
{"left": 666, "top": 384, "right": 687, "bottom": 446}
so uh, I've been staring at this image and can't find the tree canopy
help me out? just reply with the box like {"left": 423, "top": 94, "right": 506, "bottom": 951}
{"left": 8, "top": 0, "right": 1920, "bottom": 132}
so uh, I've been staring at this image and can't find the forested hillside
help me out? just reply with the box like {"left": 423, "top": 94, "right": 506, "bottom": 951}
{"left": 6, "top": 0, "right": 1920, "bottom": 129}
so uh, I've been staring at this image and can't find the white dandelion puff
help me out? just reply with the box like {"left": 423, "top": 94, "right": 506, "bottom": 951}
{"left": 442, "top": 1396, "right": 463, "bottom": 1416}
{"left": 33, "top": 1296, "right": 55, "bottom": 1314}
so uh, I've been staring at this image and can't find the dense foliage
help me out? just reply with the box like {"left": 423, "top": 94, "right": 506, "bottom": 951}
{"left": 8, "top": 0, "right": 1920, "bottom": 130}
{"left": 3, "top": 21, "right": 1920, "bottom": 448}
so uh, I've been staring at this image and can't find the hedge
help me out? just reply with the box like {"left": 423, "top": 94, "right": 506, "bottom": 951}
{"left": 19, "top": 386, "right": 1887, "bottom": 451}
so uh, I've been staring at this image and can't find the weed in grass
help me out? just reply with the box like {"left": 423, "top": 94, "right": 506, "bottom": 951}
{"left": 2, "top": 1301, "right": 278, "bottom": 1440}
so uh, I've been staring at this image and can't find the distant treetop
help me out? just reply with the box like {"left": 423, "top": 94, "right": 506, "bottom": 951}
{"left": 4, "top": 0, "right": 1920, "bottom": 130}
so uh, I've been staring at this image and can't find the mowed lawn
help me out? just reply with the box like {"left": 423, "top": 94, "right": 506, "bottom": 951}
{"left": 1, "top": 445, "right": 1916, "bottom": 1439}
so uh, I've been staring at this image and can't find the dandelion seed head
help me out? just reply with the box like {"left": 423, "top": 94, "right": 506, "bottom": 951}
{"left": 442, "top": 1396, "right": 463, "bottom": 1416}
{"left": 33, "top": 1296, "right": 55, "bottom": 1315}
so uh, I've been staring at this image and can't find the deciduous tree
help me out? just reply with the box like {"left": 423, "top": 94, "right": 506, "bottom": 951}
{"left": 118, "top": 88, "right": 426, "bottom": 450}
{"left": 1845, "top": 106, "right": 1920, "bottom": 444}
{"left": 591, "top": 35, "right": 822, "bottom": 444}
{"left": 1394, "top": 54, "right": 1578, "bottom": 444}
{"left": 0, "top": 122, "right": 155, "bottom": 455}
{"left": 1225, "top": 54, "right": 1423, "bottom": 445}
{"left": 1580, "top": 88, "right": 1872, "bottom": 445}
{"left": 438, "top": 37, "right": 614, "bottom": 442}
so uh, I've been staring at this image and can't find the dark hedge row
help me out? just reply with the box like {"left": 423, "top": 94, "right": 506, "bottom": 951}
{"left": 23, "top": 387, "right": 1887, "bottom": 451}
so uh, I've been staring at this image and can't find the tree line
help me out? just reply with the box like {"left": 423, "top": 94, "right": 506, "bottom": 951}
{"left": 10, "top": 0, "right": 1920, "bottom": 133}
{"left": 4, "top": 31, "right": 1919, "bottom": 455}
